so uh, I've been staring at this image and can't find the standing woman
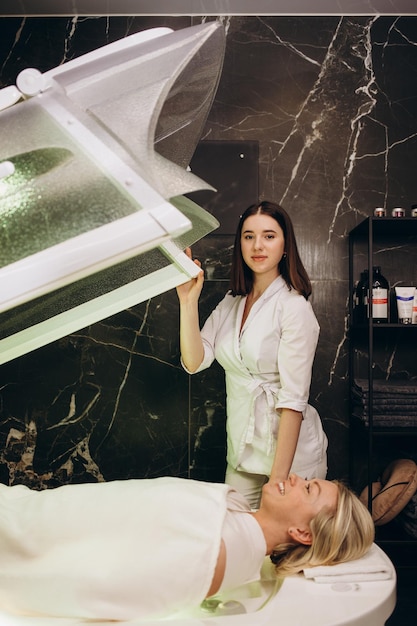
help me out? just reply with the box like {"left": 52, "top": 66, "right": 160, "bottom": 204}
{"left": 177, "top": 201, "right": 327, "bottom": 509}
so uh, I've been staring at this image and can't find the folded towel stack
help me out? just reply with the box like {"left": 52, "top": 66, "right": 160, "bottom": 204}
{"left": 303, "top": 544, "right": 393, "bottom": 583}
{"left": 352, "top": 379, "right": 417, "bottom": 427}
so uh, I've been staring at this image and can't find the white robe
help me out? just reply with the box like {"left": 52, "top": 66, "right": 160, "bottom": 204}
{"left": 185, "top": 276, "right": 327, "bottom": 477}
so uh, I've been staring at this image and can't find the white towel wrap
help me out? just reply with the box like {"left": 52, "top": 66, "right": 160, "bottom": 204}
{"left": 0, "top": 477, "right": 233, "bottom": 620}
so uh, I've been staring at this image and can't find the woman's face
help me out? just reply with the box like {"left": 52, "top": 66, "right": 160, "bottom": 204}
{"left": 262, "top": 473, "right": 338, "bottom": 530}
{"left": 240, "top": 213, "right": 285, "bottom": 279}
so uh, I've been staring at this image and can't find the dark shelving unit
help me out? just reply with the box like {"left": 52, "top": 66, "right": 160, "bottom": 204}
{"left": 348, "top": 217, "right": 417, "bottom": 562}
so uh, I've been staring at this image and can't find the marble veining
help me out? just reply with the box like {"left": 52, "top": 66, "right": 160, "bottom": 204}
{"left": 0, "top": 15, "right": 417, "bottom": 489}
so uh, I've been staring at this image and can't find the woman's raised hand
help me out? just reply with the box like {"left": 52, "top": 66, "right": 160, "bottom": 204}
{"left": 176, "top": 247, "right": 205, "bottom": 304}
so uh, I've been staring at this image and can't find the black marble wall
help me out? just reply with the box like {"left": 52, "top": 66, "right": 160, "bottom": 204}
{"left": 1, "top": 15, "right": 417, "bottom": 490}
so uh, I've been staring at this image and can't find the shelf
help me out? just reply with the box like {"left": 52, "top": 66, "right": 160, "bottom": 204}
{"left": 376, "top": 525, "right": 417, "bottom": 566}
{"left": 349, "top": 216, "right": 417, "bottom": 547}
{"left": 376, "top": 539, "right": 417, "bottom": 566}
{"left": 351, "top": 418, "right": 417, "bottom": 436}
{"left": 349, "top": 216, "right": 417, "bottom": 238}
{"left": 350, "top": 323, "right": 417, "bottom": 330}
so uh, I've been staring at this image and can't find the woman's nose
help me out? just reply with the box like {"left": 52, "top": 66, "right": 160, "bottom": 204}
{"left": 288, "top": 474, "right": 297, "bottom": 486}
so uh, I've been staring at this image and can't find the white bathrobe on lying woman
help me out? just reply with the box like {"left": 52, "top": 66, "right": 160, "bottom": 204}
{"left": 0, "top": 477, "right": 266, "bottom": 621}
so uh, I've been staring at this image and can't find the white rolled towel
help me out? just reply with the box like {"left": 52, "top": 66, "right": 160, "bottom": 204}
{"left": 303, "top": 544, "right": 393, "bottom": 583}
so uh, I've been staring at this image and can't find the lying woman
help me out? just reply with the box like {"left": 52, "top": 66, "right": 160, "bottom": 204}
{"left": 0, "top": 473, "right": 374, "bottom": 621}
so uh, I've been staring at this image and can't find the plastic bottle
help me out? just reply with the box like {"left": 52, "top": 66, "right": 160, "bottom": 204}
{"left": 353, "top": 270, "right": 369, "bottom": 324}
{"left": 371, "top": 266, "right": 389, "bottom": 323}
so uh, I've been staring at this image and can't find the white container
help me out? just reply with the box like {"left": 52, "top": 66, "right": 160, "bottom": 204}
{"left": 413, "top": 288, "right": 417, "bottom": 324}
{"left": 395, "top": 286, "right": 415, "bottom": 324}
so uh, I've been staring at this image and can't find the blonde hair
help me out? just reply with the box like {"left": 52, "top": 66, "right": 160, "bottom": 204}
{"left": 270, "top": 481, "right": 375, "bottom": 576}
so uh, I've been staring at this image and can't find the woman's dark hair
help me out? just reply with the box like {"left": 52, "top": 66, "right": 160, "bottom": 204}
{"left": 229, "top": 201, "right": 312, "bottom": 298}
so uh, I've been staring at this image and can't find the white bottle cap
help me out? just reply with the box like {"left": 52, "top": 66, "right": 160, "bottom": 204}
{"left": 16, "top": 68, "right": 46, "bottom": 96}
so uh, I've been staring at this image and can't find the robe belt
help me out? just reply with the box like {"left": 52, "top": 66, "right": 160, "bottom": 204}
{"left": 242, "top": 380, "right": 278, "bottom": 456}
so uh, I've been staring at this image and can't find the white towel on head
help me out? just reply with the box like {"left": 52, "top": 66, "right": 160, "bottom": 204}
{"left": 303, "top": 544, "right": 393, "bottom": 583}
